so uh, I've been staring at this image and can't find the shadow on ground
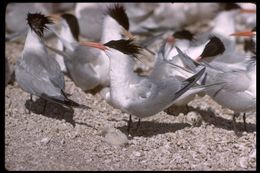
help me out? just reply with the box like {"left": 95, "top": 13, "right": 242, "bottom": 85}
{"left": 117, "top": 120, "right": 191, "bottom": 137}
{"left": 165, "top": 105, "right": 256, "bottom": 133}
{"left": 25, "top": 97, "right": 76, "bottom": 126}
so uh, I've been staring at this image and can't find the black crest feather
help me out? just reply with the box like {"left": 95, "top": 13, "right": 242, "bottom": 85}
{"left": 107, "top": 4, "right": 129, "bottom": 30}
{"left": 173, "top": 29, "right": 194, "bottom": 41}
{"left": 200, "top": 36, "right": 225, "bottom": 58}
{"left": 104, "top": 39, "right": 141, "bottom": 57}
{"left": 61, "top": 13, "right": 80, "bottom": 41}
{"left": 223, "top": 3, "right": 241, "bottom": 11}
{"left": 27, "top": 12, "right": 53, "bottom": 37}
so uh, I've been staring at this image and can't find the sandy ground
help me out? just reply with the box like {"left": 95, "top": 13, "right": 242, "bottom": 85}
{"left": 5, "top": 32, "right": 256, "bottom": 171}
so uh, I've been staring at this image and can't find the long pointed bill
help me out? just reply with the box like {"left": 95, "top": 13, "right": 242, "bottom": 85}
{"left": 230, "top": 31, "right": 255, "bottom": 37}
{"left": 195, "top": 56, "right": 202, "bottom": 62}
{"left": 49, "top": 13, "right": 61, "bottom": 23}
{"left": 240, "top": 9, "right": 256, "bottom": 13}
{"left": 123, "top": 28, "right": 134, "bottom": 39}
{"left": 166, "top": 35, "right": 176, "bottom": 45}
{"left": 80, "top": 41, "right": 108, "bottom": 51}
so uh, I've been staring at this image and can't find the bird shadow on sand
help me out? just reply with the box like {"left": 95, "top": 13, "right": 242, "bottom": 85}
{"left": 117, "top": 120, "right": 191, "bottom": 137}
{"left": 25, "top": 97, "right": 76, "bottom": 127}
{"left": 166, "top": 105, "right": 256, "bottom": 133}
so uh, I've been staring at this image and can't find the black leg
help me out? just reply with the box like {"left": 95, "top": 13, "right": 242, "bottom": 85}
{"left": 243, "top": 113, "right": 247, "bottom": 132}
{"left": 127, "top": 115, "right": 132, "bottom": 136}
{"left": 28, "top": 94, "right": 32, "bottom": 114}
{"left": 42, "top": 100, "right": 47, "bottom": 114}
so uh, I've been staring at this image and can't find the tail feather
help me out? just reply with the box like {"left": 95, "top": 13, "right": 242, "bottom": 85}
{"left": 173, "top": 67, "right": 206, "bottom": 101}
{"left": 61, "top": 90, "right": 90, "bottom": 109}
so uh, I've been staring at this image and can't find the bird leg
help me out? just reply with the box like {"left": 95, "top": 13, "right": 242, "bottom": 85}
{"left": 42, "top": 100, "right": 47, "bottom": 114}
{"left": 28, "top": 94, "right": 32, "bottom": 114}
{"left": 127, "top": 114, "right": 132, "bottom": 136}
{"left": 243, "top": 113, "right": 247, "bottom": 132}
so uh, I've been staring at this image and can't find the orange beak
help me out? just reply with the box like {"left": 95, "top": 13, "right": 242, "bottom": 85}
{"left": 49, "top": 13, "right": 61, "bottom": 23}
{"left": 166, "top": 35, "right": 176, "bottom": 45}
{"left": 123, "top": 28, "right": 134, "bottom": 39}
{"left": 240, "top": 9, "right": 256, "bottom": 13}
{"left": 80, "top": 41, "right": 108, "bottom": 51}
{"left": 195, "top": 56, "right": 202, "bottom": 62}
{"left": 230, "top": 31, "right": 255, "bottom": 37}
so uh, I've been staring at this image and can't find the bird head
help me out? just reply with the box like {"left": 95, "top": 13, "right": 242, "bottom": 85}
{"left": 106, "top": 4, "right": 134, "bottom": 39}
{"left": 27, "top": 12, "right": 53, "bottom": 38}
{"left": 197, "top": 36, "right": 225, "bottom": 61}
{"left": 104, "top": 39, "right": 142, "bottom": 58}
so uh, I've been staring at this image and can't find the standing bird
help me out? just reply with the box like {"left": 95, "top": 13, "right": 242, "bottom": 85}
{"left": 54, "top": 13, "right": 80, "bottom": 73}
{"left": 15, "top": 13, "right": 89, "bottom": 113}
{"left": 47, "top": 13, "right": 109, "bottom": 94}
{"left": 176, "top": 46, "right": 256, "bottom": 133}
{"left": 82, "top": 38, "right": 206, "bottom": 135}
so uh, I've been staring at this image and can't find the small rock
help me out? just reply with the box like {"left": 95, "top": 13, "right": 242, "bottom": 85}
{"left": 102, "top": 126, "right": 128, "bottom": 146}
{"left": 186, "top": 112, "right": 202, "bottom": 127}
{"left": 40, "top": 137, "right": 50, "bottom": 145}
{"left": 61, "top": 139, "right": 65, "bottom": 145}
{"left": 133, "top": 151, "right": 141, "bottom": 157}
{"left": 239, "top": 157, "right": 248, "bottom": 168}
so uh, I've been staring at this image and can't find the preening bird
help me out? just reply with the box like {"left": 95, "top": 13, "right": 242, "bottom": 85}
{"left": 15, "top": 12, "right": 89, "bottom": 113}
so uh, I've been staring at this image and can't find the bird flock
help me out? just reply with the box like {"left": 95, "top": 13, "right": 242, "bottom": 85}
{"left": 5, "top": 3, "right": 256, "bottom": 136}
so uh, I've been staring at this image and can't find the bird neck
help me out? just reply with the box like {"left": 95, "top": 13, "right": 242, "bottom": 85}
{"left": 108, "top": 49, "right": 137, "bottom": 85}
{"left": 60, "top": 21, "right": 77, "bottom": 43}
{"left": 24, "top": 29, "right": 46, "bottom": 54}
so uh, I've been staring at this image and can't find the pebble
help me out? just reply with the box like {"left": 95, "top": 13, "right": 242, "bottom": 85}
{"left": 133, "top": 151, "right": 141, "bottom": 157}
{"left": 40, "top": 137, "right": 50, "bottom": 145}
{"left": 102, "top": 126, "right": 128, "bottom": 146}
{"left": 186, "top": 112, "right": 202, "bottom": 127}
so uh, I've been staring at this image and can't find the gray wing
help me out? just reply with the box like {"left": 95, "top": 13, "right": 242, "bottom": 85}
{"left": 124, "top": 67, "right": 205, "bottom": 116}
{"left": 15, "top": 52, "right": 65, "bottom": 101}
{"left": 215, "top": 71, "right": 250, "bottom": 92}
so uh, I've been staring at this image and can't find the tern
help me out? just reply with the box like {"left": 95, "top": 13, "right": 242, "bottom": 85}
{"left": 81, "top": 38, "right": 206, "bottom": 135}
{"left": 5, "top": 3, "right": 74, "bottom": 42}
{"left": 48, "top": 3, "right": 133, "bottom": 94}
{"left": 176, "top": 46, "right": 256, "bottom": 132}
{"left": 15, "top": 13, "right": 89, "bottom": 113}
{"left": 53, "top": 13, "right": 80, "bottom": 73}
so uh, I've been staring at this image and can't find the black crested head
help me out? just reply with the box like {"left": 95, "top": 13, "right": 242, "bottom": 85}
{"left": 107, "top": 4, "right": 129, "bottom": 30}
{"left": 27, "top": 12, "right": 53, "bottom": 37}
{"left": 200, "top": 36, "right": 225, "bottom": 58}
{"left": 104, "top": 39, "right": 141, "bottom": 57}
{"left": 223, "top": 3, "right": 241, "bottom": 11}
{"left": 173, "top": 29, "right": 194, "bottom": 41}
{"left": 244, "top": 39, "right": 256, "bottom": 54}
{"left": 61, "top": 13, "right": 80, "bottom": 41}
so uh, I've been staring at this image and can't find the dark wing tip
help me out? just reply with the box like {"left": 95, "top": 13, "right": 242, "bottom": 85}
{"left": 200, "top": 35, "right": 225, "bottom": 59}
{"left": 27, "top": 12, "right": 53, "bottom": 37}
{"left": 104, "top": 39, "right": 142, "bottom": 57}
{"left": 106, "top": 3, "right": 129, "bottom": 30}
